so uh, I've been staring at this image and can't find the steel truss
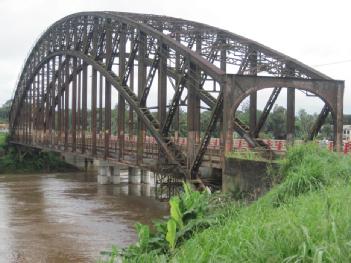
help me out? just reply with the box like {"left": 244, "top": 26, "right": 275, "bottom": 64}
{"left": 9, "top": 12, "right": 336, "bottom": 198}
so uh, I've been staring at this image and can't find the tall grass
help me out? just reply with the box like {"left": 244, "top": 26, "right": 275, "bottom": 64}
{"left": 172, "top": 143, "right": 351, "bottom": 262}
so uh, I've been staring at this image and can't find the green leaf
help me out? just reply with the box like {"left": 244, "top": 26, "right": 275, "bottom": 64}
{"left": 166, "top": 219, "right": 177, "bottom": 251}
{"left": 170, "top": 196, "right": 184, "bottom": 229}
{"left": 183, "top": 181, "right": 191, "bottom": 198}
{"left": 135, "top": 223, "right": 150, "bottom": 251}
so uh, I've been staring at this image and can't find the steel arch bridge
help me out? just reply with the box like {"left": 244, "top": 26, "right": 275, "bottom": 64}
{"left": 9, "top": 12, "right": 344, "bottom": 191}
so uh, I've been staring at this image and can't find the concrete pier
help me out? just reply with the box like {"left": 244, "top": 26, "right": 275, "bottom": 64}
{"left": 128, "top": 167, "right": 141, "bottom": 184}
{"left": 96, "top": 159, "right": 121, "bottom": 185}
{"left": 111, "top": 166, "right": 121, "bottom": 184}
{"left": 97, "top": 166, "right": 109, "bottom": 184}
{"left": 141, "top": 170, "right": 151, "bottom": 184}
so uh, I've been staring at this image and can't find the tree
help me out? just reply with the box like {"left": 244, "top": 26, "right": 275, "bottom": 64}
{"left": 265, "top": 105, "right": 286, "bottom": 139}
{"left": 0, "top": 99, "right": 11, "bottom": 124}
{"left": 295, "top": 109, "right": 317, "bottom": 140}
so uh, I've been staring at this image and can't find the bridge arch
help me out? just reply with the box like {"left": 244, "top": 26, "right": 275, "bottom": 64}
{"left": 223, "top": 75, "right": 344, "bottom": 152}
{"left": 9, "top": 12, "right": 344, "bottom": 188}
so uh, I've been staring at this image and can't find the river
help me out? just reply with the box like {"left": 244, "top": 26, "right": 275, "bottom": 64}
{"left": 0, "top": 172, "right": 168, "bottom": 262}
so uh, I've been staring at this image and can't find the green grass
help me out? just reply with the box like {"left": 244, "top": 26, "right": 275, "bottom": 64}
{"left": 113, "top": 143, "right": 351, "bottom": 262}
{"left": 172, "top": 143, "right": 351, "bottom": 262}
{"left": 173, "top": 184, "right": 351, "bottom": 262}
{"left": 226, "top": 149, "right": 265, "bottom": 161}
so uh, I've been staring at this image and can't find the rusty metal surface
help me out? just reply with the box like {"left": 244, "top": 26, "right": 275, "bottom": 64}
{"left": 9, "top": 12, "right": 343, "bottom": 189}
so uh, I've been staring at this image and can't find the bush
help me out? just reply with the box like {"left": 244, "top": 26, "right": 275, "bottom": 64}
{"left": 267, "top": 143, "right": 351, "bottom": 206}
{"left": 100, "top": 183, "right": 236, "bottom": 262}
{"left": 0, "top": 144, "right": 77, "bottom": 173}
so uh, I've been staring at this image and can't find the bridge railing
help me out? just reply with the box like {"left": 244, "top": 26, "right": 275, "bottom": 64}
{"left": 12, "top": 131, "right": 351, "bottom": 162}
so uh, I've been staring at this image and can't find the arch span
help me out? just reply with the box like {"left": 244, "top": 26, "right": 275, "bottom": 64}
{"left": 9, "top": 12, "right": 344, "bottom": 187}
{"left": 223, "top": 75, "right": 344, "bottom": 152}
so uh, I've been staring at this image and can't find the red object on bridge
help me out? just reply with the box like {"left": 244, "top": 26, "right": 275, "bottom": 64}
{"left": 276, "top": 141, "right": 282, "bottom": 151}
{"left": 344, "top": 142, "right": 351, "bottom": 154}
{"left": 328, "top": 141, "right": 333, "bottom": 151}
{"left": 267, "top": 139, "right": 272, "bottom": 149}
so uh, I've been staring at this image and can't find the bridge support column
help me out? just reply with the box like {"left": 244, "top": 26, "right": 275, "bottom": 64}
{"left": 187, "top": 62, "right": 201, "bottom": 173}
{"left": 111, "top": 166, "right": 121, "bottom": 185}
{"left": 97, "top": 165, "right": 121, "bottom": 185}
{"left": 97, "top": 166, "right": 109, "bottom": 185}
{"left": 141, "top": 170, "right": 151, "bottom": 184}
{"left": 286, "top": 88, "right": 295, "bottom": 144}
{"left": 128, "top": 167, "right": 141, "bottom": 184}
{"left": 141, "top": 183, "right": 151, "bottom": 196}
{"left": 334, "top": 82, "right": 344, "bottom": 152}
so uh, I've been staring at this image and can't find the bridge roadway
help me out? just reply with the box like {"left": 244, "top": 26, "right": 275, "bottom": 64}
{"left": 12, "top": 133, "right": 221, "bottom": 170}
{"left": 13, "top": 131, "right": 350, "bottom": 170}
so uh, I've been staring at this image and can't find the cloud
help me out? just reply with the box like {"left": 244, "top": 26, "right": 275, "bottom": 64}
{"left": 1, "top": 0, "right": 350, "bottom": 113}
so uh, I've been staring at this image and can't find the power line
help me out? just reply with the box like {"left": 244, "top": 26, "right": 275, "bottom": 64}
{"left": 313, "top": 59, "right": 351, "bottom": 67}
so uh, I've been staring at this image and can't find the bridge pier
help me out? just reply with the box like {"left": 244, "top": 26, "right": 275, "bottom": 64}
{"left": 111, "top": 166, "right": 121, "bottom": 184}
{"left": 96, "top": 160, "right": 121, "bottom": 185}
{"left": 127, "top": 168, "right": 151, "bottom": 184}
{"left": 128, "top": 167, "right": 141, "bottom": 184}
{"left": 141, "top": 170, "right": 151, "bottom": 184}
{"left": 97, "top": 166, "right": 109, "bottom": 185}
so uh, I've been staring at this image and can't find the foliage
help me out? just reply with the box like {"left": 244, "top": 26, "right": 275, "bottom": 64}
{"left": 101, "top": 182, "right": 225, "bottom": 262}
{"left": 295, "top": 109, "right": 317, "bottom": 140}
{"left": 265, "top": 105, "right": 287, "bottom": 139}
{"left": 166, "top": 219, "right": 177, "bottom": 251}
{"left": 171, "top": 143, "right": 351, "bottom": 262}
{"left": 0, "top": 99, "right": 11, "bottom": 124}
{"left": 0, "top": 142, "right": 78, "bottom": 174}
{"left": 225, "top": 149, "right": 265, "bottom": 161}
{"left": 0, "top": 133, "right": 8, "bottom": 151}
{"left": 267, "top": 142, "right": 351, "bottom": 206}
{"left": 98, "top": 246, "right": 119, "bottom": 263}
{"left": 102, "top": 143, "right": 351, "bottom": 262}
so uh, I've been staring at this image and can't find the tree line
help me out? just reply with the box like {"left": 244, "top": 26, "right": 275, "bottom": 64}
{"left": 1, "top": 99, "right": 349, "bottom": 140}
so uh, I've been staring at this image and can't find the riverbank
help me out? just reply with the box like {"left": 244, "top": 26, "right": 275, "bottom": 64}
{"left": 0, "top": 133, "right": 78, "bottom": 174}
{"left": 106, "top": 143, "right": 351, "bottom": 262}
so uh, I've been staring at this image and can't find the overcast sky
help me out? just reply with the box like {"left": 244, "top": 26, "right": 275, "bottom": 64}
{"left": 0, "top": 0, "right": 350, "bottom": 114}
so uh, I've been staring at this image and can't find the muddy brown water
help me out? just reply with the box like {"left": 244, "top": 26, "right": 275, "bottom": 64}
{"left": 0, "top": 172, "right": 168, "bottom": 262}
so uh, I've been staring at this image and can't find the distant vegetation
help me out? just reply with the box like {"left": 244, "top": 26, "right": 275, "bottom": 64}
{"left": 0, "top": 99, "right": 11, "bottom": 124}
{"left": 101, "top": 143, "right": 351, "bottom": 262}
{"left": 0, "top": 133, "right": 78, "bottom": 174}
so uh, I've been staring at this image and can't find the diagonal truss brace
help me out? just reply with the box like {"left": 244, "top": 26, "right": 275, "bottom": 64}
{"left": 253, "top": 87, "right": 282, "bottom": 137}
{"left": 308, "top": 104, "right": 330, "bottom": 140}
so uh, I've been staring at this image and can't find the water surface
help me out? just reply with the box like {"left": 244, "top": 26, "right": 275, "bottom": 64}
{"left": 0, "top": 172, "right": 167, "bottom": 262}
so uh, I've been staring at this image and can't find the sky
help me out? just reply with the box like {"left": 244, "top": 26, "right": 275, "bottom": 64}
{"left": 0, "top": 0, "right": 350, "bottom": 114}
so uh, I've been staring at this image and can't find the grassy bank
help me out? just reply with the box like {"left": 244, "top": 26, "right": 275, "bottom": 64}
{"left": 104, "top": 143, "right": 351, "bottom": 262}
{"left": 0, "top": 133, "right": 78, "bottom": 174}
